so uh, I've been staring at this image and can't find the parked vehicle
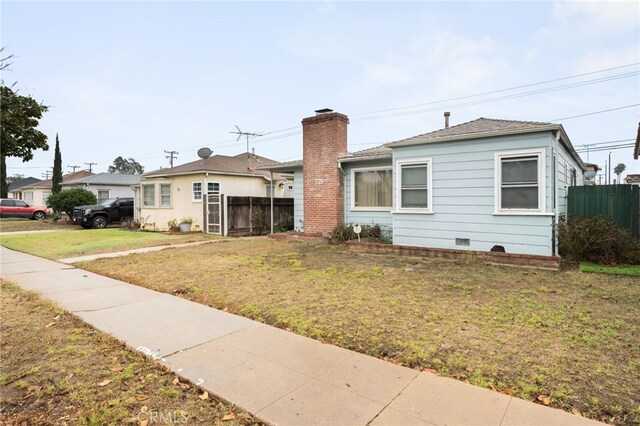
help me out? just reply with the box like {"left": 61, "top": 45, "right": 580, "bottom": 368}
{"left": 72, "top": 197, "right": 134, "bottom": 229}
{"left": 0, "top": 198, "right": 48, "bottom": 220}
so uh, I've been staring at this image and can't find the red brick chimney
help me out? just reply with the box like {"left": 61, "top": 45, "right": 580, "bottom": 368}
{"left": 302, "top": 108, "right": 349, "bottom": 235}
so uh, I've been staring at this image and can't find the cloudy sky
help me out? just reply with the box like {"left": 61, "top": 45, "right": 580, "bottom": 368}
{"left": 2, "top": 1, "right": 639, "bottom": 181}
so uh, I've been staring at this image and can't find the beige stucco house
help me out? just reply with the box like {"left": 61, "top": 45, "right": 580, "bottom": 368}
{"left": 135, "top": 153, "right": 292, "bottom": 231}
{"left": 19, "top": 170, "right": 93, "bottom": 206}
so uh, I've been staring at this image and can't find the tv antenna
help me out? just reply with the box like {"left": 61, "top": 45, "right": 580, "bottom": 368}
{"left": 230, "top": 125, "right": 263, "bottom": 156}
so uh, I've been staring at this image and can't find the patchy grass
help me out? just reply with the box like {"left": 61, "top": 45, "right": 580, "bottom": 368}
{"left": 0, "top": 229, "right": 218, "bottom": 259}
{"left": 77, "top": 239, "right": 640, "bottom": 424}
{"left": 0, "top": 280, "right": 262, "bottom": 425}
{"left": 580, "top": 262, "right": 640, "bottom": 277}
{"left": 0, "top": 218, "right": 73, "bottom": 233}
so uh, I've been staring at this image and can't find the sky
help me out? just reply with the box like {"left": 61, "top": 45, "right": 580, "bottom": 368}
{"left": 2, "top": 1, "right": 639, "bottom": 182}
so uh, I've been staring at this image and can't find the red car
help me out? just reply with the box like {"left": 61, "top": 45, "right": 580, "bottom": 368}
{"left": 0, "top": 198, "right": 48, "bottom": 220}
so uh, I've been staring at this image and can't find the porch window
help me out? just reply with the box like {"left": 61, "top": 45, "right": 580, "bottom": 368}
{"left": 352, "top": 168, "right": 392, "bottom": 210}
{"left": 396, "top": 158, "right": 433, "bottom": 213}
{"left": 160, "top": 184, "right": 171, "bottom": 207}
{"left": 495, "top": 149, "right": 545, "bottom": 213}
{"left": 143, "top": 184, "right": 155, "bottom": 207}
{"left": 97, "top": 190, "right": 110, "bottom": 204}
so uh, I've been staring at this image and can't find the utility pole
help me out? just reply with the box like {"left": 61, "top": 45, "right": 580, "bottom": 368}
{"left": 67, "top": 165, "right": 80, "bottom": 172}
{"left": 164, "top": 150, "right": 178, "bottom": 168}
{"left": 84, "top": 162, "right": 97, "bottom": 173}
{"left": 230, "top": 125, "right": 263, "bottom": 156}
{"left": 608, "top": 152, "right": 612, "bottom": 185}
{"left": 42, "top": 171, "right": 51, "bottom": 180}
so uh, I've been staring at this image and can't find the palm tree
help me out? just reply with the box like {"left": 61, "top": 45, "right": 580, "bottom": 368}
{"left": 614, "top": 163, "right": 626, "bottom": 184}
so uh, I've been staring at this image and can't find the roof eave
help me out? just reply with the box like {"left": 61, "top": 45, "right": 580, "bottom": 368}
{"left": 141, "top": 170, "right": 272, "bottom": 180}
{"left": 338, "top": 153, "right": 392, "bottom": 163}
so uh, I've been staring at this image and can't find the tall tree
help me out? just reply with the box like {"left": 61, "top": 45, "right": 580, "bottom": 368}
{"left": 108, "top": 156, "right": 144, "bottom": 174}
{"left": 614, "top": 163, "right": 626, "bottom": 185}
{"left": 0, "top": 86, "right": 49, "bottom": 197}
{"left": 52, "top": 133, "right": 63, "bottom": 193}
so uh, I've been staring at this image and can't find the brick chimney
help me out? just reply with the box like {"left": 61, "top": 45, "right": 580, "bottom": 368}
{"left": 302, "top": 109, "right": 349, "bottom": 235}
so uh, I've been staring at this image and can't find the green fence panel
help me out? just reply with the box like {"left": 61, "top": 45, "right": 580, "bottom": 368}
{"left": 567, "top": 185, "right": 639, "bottom": 238}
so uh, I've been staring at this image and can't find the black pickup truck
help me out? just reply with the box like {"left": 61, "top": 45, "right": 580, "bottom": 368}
{"left": 73, "top": 197, "right": 134, "bottom": 229}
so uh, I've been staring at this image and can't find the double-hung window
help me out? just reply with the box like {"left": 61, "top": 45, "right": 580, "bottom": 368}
{"left": 143, "top": 184, "right": 155, "bottom": 207}
{"left": 495, "top": 149, "right": 545, "bottom": 213}
{"left": 351, "top": 167, "right": 392, "bottom": 210}
{"left": 97, "top": 190, "right": 110, "bottom": 204}
{"left": 207, "top": 182, "right": 220, "bottom": 195}
{"left": 160, "top": 184, "right": 171, "bottom": 207}
{"left": 396, "top": 158, "right": 433, "bottom": 213}
{"left": 192, "top": 182, "right": 202, "bottom": 201}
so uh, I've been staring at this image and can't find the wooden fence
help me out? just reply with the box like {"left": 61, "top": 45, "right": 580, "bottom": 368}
{"left": 227, "top": 196, "right": 294, "bottom": 236}
{"left": 567, "top": 184, "right": 639, "bottom": 238}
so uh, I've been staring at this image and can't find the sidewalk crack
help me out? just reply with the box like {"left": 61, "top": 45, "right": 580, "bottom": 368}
{"left": 365, "top": 372, "right": 420, "bottom": 426}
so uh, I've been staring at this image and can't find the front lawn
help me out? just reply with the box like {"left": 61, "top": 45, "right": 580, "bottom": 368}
{"left": 0, "top": 218, "right": 72, "bottom": 233}
{"left": 580, "top": 262, "right": 640, "bottom": 277}
{"left": 0, "top": 280, "right": 261, "bottom": 425}
{"left": 0, "top": 229, "right": 218, "bottom": 259}
{"left": 74, "top": 239, "right": 639, "bottom": 424}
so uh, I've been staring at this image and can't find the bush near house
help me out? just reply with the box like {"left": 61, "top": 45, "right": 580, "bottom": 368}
{"left": 329, "top": 223, "right": 385, "bottom": 242}
{"left": 557, "top": 216, "right": 640, "bottom": 265}
{"left": 47, "top": 188, "right": 96, "bottom": 219}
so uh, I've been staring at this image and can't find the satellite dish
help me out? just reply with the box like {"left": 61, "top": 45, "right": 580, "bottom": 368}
{"left": 197, "top": 147, "right": 212, "bottom": 159}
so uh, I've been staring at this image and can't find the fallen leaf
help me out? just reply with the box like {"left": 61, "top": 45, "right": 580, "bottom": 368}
{"left": 536, "top": 395, "right": 552, "bottom": 406}
{"left": 140, "top": 406, "right": 148, "bottom": 413}
{"left": 502, "top": 388, "right": 513, "bottom": 395}
{"left": 570, "top": 408, "right": 582, "bottom": 417}
{"left": 65, "top": 372, "right": 74, "bottom": 381}
{"left": 139, "top": 420, "right": 148, "bottom": 426}
{"left": 53, "top": 315, "right": 61, "bottom": 320}
{"left": 110, "top": 366, "right": 124, "bottom": 373}
{"left": 424, "top": 368, "right": 437, "bottom": 374}
{"left": 222, "top": 413, "right": 236, "bottom": 421}
{"left": 97, "top": 379, "right": 112, "bottom": 387}
{"left": 199, "top": 391, "right": 209, "bottom": 400}
{"left": 27, "top": 385, "right": 42, "bottom": 394}
{"left": 172, "top": 377, "right": 180, "bottom": 385}
{"left": 135, "top": 394, "right": 148, "bottom": 401}
{"left": 45, "top": 322, "right": 56, "bottom": 328}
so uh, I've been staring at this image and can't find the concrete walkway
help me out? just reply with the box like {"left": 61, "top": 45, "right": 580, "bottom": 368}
{"left": 1, "top": 246, "right": 602, "bottom": 426}
{"left": 58, "top": 240, "right": 215, "bottom": 264}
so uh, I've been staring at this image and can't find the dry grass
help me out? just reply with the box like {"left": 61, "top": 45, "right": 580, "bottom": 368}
{"left": 0, "top": 218, "right": 71, "bottom": 233}
{"left": 78, "top": 239, "right": 640, "bottom": 424}
{"left": 0, "top": 280, "right": 262, "bottom": 425}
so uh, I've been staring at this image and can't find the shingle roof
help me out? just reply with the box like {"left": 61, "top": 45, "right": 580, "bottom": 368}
{"left": 338, "top": 145, "right": 392, "bottom": 162}
{"left": 388, "top": 118, "right": 560, "bottom": 147}
{"left": 21, "top": 170, "right": 94, "bottom": 190}
{"left": 8, "top": 177, "right": 42, "bottom": 192}
{"left": 257, "top": 159, "right": 303, "bottom": 172}
{"left": 143, "top": 153, "right": 284, "bottom": 180}
{"left": 62, "top": 173, "right": 141, "bottom": 186}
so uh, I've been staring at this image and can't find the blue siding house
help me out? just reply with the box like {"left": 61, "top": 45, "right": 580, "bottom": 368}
{"left": 263, "top": 110, "right": 585, "bottom": 258}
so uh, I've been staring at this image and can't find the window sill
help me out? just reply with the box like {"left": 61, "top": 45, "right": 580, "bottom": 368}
{"left": 350, "top": 207, "right": 392, "bottom": 212}
{"left": 393, "top": 209, "right": 433, "bottom": 215}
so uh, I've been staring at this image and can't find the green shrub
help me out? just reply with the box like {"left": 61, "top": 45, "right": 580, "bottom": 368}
{"left": 329, "top": 223, "right": 385, "bottom": 242}
{"left": 557, "top": 216, "right": 639, "bottom": 264}
{"left": 46, "top": 188, "right": 97, "bottom": 219}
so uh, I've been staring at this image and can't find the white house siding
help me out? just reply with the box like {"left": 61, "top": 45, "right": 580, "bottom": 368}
{"left": 294, "top": 169, "right": 304, "bottom": 231}
{"left": 556, "top": 143, "right": 584, "bottom": 216}
{"left": 64, "top": 184, "right": 134, "bottom": 201}
{"left": 392, "top": 133, "right": 556, "bottom": 256}
{"left": 343, "top": 159, "right": 393, "bottom": 237}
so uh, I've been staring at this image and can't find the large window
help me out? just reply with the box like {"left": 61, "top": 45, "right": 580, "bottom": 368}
{"left": 208, "top": 182, "right": 220, "bottom": 195}
{"left": 351, "top": 168, "right": 392, "bottom": 210}
{"left": 160, "top": 184, "right": 171, "bottom": 207}
{"left": 42, "top": 191, "right": 52, "bottom": 205}
{"left": 97, "top": 190, "right": 110, "bottom": 204}
{"left": 143, "top": 184, "right": 155, "bottom": 207}
{"left": 495, "top": 150, "right": 545, "bottom": 213}
{"left": 194, "top": 181, "right": 220, "bottom": 201}
{"left": 396, "top": 159, "right": 433, "bottom": 212}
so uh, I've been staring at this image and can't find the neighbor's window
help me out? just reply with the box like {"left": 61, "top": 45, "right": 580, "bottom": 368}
{"left": 192, "top": 182, "right": 202, "bottom": 201}
{"left": 265, "top": 184, "right": 273, "bottom": 198}
{"left": 160, "top": 184, "right": 171, "bottom": 207}
{"left": 143, "top": 184, "right": 155, "bottom": 207}
{"left": 97, "top": 190, "right": 110, "bottom": 204}
{"left": 352, "top": 168, "right": 392, "bottom": 209}
{"left": 23, "top": 192, "right": 34, "bottom": 204}
{"left": 397, "top": 159, "right": 432, "bottom": 212}
{"left": 207, "top": 182, "right": 220, "bottom": 195}
{"left": 496, "top": 150, "right": 544, "bottom": 212}
{"left": 42, "top": 191, "right": 52, "bottom": 205}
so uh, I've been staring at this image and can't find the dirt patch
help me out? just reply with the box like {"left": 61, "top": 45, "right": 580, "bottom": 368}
{"left": 0, "top": 280, "right": 263, "bottom": 425}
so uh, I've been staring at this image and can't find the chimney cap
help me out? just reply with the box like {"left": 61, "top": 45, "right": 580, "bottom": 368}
{"left": 315, "top": 108, "right": 334, "bottom": 115}
{"left": 444, "top": 111, "right": 451, "bottom": 117}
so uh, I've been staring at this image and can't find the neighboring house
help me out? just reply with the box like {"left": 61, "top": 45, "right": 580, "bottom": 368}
{"left": 7, "top": 177, "right": 42, "bottom": 199}
{"left": 583, "top": 163, "right": 600, "bottom": 186}
{"left": 62, "top": 173, "right": 140, "bottom": 203}
{"left": 136, "top": 153, "right": 292, "bottom": 231}
{"left": 263, "top": 109, "right": 586, "bottom": 257}
{"left": 625, "top": 174, "right": 640, "bottom": 185}
{"left": 20, "top": 170, "right": 94, "bottom": 206}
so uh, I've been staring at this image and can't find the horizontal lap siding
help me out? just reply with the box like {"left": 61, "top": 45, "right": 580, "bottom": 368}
{"left": 392, "top": 134, "right": 554, "bottom": 256}
{"left": 294, "top": 169, "right": 304, "bottom": 231}
{"left": 343, "top": 159, "right": 393, "bottom": 236}
{"left": 556, "top": 143, "right": 584, "bottom": 216}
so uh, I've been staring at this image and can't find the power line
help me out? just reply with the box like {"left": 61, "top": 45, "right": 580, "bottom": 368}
{"left": 84, "top": 162, "right": 97, "bottom": 172}
{"left": 574, "top": 138, "right": 634, "bottom": 149}
{"left": 164, "top": 150, "right": 179, "bottom": 168}
{"left": 576, "top": 144, "right": 635, "bottom": 153}
{"left": 549, "top": 105, "right": 639, "bottom": 122}
{"left": 67, "top": 165, "right": 81, "bottom": 172}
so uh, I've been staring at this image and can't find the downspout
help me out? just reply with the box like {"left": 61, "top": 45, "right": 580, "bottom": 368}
{"left": 204, "top": 172, "right": 209, "bottom": 234}
{"left": 551, "top": 131, "right": 560, "bottom": 256}
{"left": 270, "top": 171, "right": 274, "bottom": 234}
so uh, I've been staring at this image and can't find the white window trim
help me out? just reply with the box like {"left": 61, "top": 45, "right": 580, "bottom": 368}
{"left": 494, "top": 148, "right": 546, "bottom": 215}
{"left": 394, "top": 158, "right": 433, "bottom": 214}
{"left": 142, "top": 184, "right": 156, "bottom": 208}
{"left": 207, "top": 181, "right": 221, "bottom": 195}
{"left": 192, "top": 181, "right": 203, "bottom": 202}
{"left": 159, "top": 183, "right": 172, "bottom": 208}
{"left": 97, "top": 189, "right": 111, "bottom": 201}
{"left": 350, "top": 166, "right": 393, "bottom": 212}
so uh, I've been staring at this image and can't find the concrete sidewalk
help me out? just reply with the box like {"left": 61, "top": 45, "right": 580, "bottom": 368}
{"left": 1, "top": 246, "right": 602, "bottom": 426}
